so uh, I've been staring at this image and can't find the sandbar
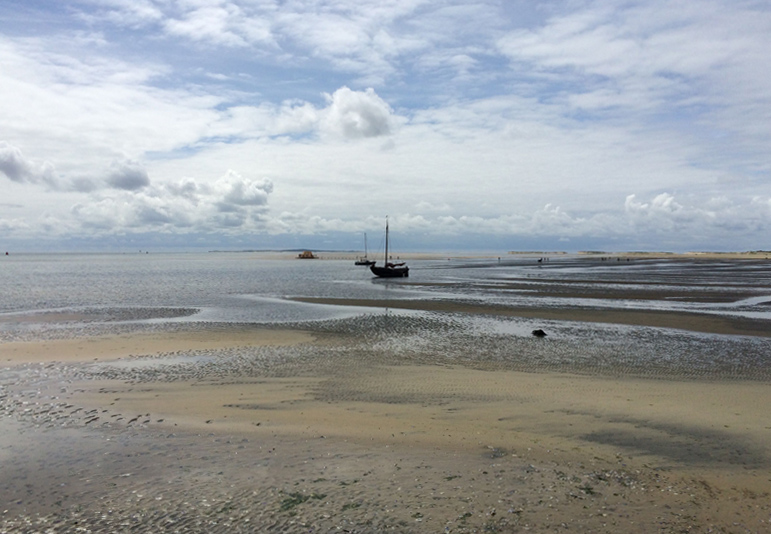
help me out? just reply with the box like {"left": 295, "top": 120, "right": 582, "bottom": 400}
{"left": 0, "top": 328, "right": 315, "bottom": 365}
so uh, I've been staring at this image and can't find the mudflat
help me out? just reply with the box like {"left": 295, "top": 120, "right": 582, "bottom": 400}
{"left": 293, "top": 296, "right": 771, "bottom": 337}
{"left": 1, "top": 305, "right": 770, "bottom": 534}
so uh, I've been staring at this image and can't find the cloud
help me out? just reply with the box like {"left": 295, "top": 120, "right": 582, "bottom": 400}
{"left": 106, "top": 159, "right": 151, "bottom": 190}
{"left": 1, "top": 32, "right": 399, "bottom": 179}
{"left": 320, "top": 86, "right": 393, "bottom": 139}
{"left": 414, "top": 201, "right": 451, "bottom": 213}
{"left": 270, "top": 101, "right": 319, "bottom": 136}
{"left": 625, "top": 193, "right": 684, "bottom": 218}
{"left": 382, "top": 193, "right": 771, "bottom": 246}
{"left": 164, "top": 3, "right": 257, "bottom": 48}
{"left": 624, "top": 192, "right": 714, "bottom": 234}
{"left": 70, "top": 0, "right": 505, "bottom": 86}
{"left": 206, "top": 86, "right": 398, "bottom": 140}
{"left": 0, "top": 141, "right": 60, "bottom": 189}
{"left": 71, "top": 198, "right": 124, "bottom": 230}
{"left": 495, "top": 0, "right": 771, "bottom": 170}
{"left": 0, "top": 142, "right": 31, "bottom": 182}
{"left": 68, "top": 177, "right": 100, "bottom": 193}
{"left": 70, "top": 169, "right": 273, "bottom": 234}
{"left": 0, "top": 217, "right": 30, "bottom": 232}
{"left": 77, "top": 0, "right": 165, "bottom": 29}
{"left": 624, "top": 192, "right": 771, "bottom": 237}
{"left": 0, "top": 143, "right": 153, "bottom": 192}
{"left": 163, "top": 177, "right": 203, "bottom": 202}
{"left": 214, "top": 170, "right": 273, "bottom": 208}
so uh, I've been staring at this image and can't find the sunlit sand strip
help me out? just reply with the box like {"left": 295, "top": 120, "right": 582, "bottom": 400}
{"left": 70, "top": 364, "right": 771, "bottom": 471}
{"left": 0, "top": 328, "right": 315, "bottom": 365}
{"left": 64, "top": 358, "right": 771, "bottom": 531}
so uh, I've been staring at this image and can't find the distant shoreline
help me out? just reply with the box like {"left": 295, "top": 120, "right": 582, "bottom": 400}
{"left": 4, "top": 249, "right": 770, "bottom": 260}
{"left": 257, "top": 250, "right": 771, "bottom": 261}
{"left": 577, "top": 250, "right": 771, "bottom": 259}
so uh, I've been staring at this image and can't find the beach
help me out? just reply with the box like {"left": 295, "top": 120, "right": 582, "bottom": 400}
{"left": 1, "top": 254, "right": 770, "bottom": 532}
{"left": 2, "top": 321, "right": 770, "bottom": 532}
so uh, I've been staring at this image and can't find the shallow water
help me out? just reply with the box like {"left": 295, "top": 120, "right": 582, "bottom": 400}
{"left": 1, "top": 253, "right": 771, "bottom": 360}
{"left": 2, "top": 253, "right": 770, "bottom": 320}
{"left": 0, "top": 253, "right": 423, "bottom": 323}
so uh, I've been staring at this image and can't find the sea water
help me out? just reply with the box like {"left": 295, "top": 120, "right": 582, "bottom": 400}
{"left": 1, "top": 252, "right": 771, "bottom": 324}
{"left": 0, "top": 252, "right": 416, "bottom": 324}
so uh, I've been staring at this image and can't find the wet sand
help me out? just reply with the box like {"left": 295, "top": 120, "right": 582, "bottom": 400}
{"left": 1, "top": 315, "right": 770, "bottom": 532}
{"left": 293, "top": 297, "right": 771, "bottom": 338}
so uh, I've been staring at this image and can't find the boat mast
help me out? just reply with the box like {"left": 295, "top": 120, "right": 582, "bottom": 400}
{"left": 384, "top": 217, "right": 389, "bottom": 265}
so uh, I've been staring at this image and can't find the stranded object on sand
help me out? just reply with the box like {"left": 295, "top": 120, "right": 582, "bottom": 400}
{"left": 370, "top": 217, "right": 409, "bottom": 278}
{"left": 532, "top": 329, "right": 547, "bottom": 337}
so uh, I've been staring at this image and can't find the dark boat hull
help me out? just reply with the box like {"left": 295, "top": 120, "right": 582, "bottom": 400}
{"left": 355, "top": 260, "right": 376, "bottom": 266}
{"left": 370, "top": 264, "right": 409, "bottom": 278}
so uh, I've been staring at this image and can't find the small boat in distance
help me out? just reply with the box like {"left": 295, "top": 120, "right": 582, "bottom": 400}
{"left": 354, "top": 233, "right": 376, "bottom": 266}
{"left": 370, "top": 218, "right": 409, "bottom": 278}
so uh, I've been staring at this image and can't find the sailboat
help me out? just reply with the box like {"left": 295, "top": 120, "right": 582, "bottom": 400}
{"left": 354, "top": 233, "right": 376, "bottom": 266}
{"left": 370, "top": 218, "right": 409, "bottom": 278}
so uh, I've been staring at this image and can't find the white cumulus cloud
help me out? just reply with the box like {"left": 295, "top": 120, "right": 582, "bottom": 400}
{"left": 320, "top": 87, "right": 394, "bottom": 139}
{"left": 70, "top": 169, "right": 274, "bottom": 235}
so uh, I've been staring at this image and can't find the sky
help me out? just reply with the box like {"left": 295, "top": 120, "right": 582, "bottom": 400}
{"left": 1, "top": 0, "right": 770, "bottom": 253}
